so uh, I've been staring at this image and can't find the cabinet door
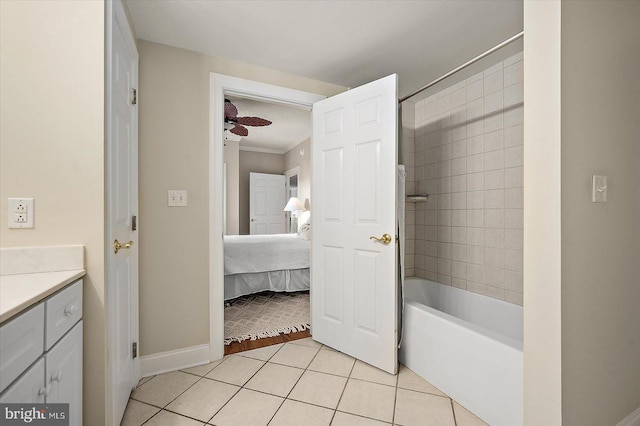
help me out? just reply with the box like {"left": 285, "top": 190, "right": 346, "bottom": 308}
{"left": 46, "top": 321, "right": 82, "bottom": 426}
{"left": 0, "top": 358, "right": 45, "bottom": 403}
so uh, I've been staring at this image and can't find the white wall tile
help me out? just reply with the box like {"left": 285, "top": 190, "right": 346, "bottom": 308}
{"left": 505, "top": 229, "right": 524, "bottom": 250}
{"left": 467, "top": 245, "right": 484, "bottom": 265}
{"left": 451, "top": 243, "right": 467, "bottom": 261}
{"left": 484, "top": 189, "right": 505, "bottom": 209}
{"left": 505, "top": 270, "right": 524, "bottom": 292}
{"left": 467, "top": 154, "right": 484, "bottom": 173}
{"left": 451, "top": 192, "right": 466, "bottom": 209}
{"left": 504, "top": 249, "right": 523, "bottom": 272}
{"left": 438, "top": 210, "right": 452, "bottom": 227}
{"left": 438, "top": 161, "right": 452, "bottom": 178}
{"left": 466, "top": 135, "right": 484, "bottom": 155}
{"left": 466, "top": 172, "right": 484, "bottom": 191}
{"left": 467, "top": 209, "right": 484, "bottom": 228}
{"left": 451, "top": 278, "right": 467, "bottom": 289}
{"left": 504, "top": 124, "right": 524, "bottom": 147}
{"left": 504, "top": 61, "right": 524, "bottom": 87}
{"left": 503, "top": 52, "right": 523, "bottom": 67}
{"left": 466, "top": 98, "right": 483, "bottom": 120}
{"left": 484, "top": 70, "right": 503, "bottom": 95}
{"left": 467, "top": 71, "right": 484, "bottom": 84}
{"left": 437, "top": 258, "right": 452, "bottom": 275}
{"left": 505, "top": 188, "right": 524, "bottom": 209}
{"left": 451, "top": 261, "right": 466, "bottom": 279}
{"left": 466, "top": 264, "right": 484, "bottom": 282}
{"left": 466, "top": 79, "right": 483, "bottom": 101}
{"left": 451, "top": 140, "right": 466, "bottom": 159}
{"left": 504, "top": 209, "right": 524, "bottom": 229}
{"left": 484, "top": 90, "right": 504, "bottom": 114}
{"left": 484, "top": 266, "right": 505, "bottom": 287}
{"left": 451, "top": 87, "right": 466, "bottom": 108}
{"left": 484, "top": 150, "right": 504, "bottom": 171}
{"left": 504, "top": 105, "right": 523, "bottom": 127}
{"left": 485, "top": 228, "right": 504, "bottom": 248}
{"left": 504, "top": 291, "right": 523, "bottom": 306}
{"left": 451, "top": 226, "right": 467, "bottom": 244}
{"left": 438, "top": 242, "right": 452, "bottom": 259}
{"left": 504, "top": 167, "right": 523, "bottom": 188}
{"left": 451, "top": 124, "right": 466, "bottom": 142}
{"left": 451, "top": 159, "right": 467, "bottom": 178}
{"left": 484, "top": 247, "right": 505, "bottom": 268}
{"left": 483, "top": 113, "right": 503, "bottom": 133}
{"left": 466, "top": 120, "right": 483, "bottom": 137}
{"left": 483, "top": 130, "right": 504, "bottom": 152}
{"left": 438, "top": 226, "right": 452, "bottom": 243}
{"left": 466, "top": 190, "right": 484, "bottom": 209}
{"left": 452, "top": 210, "right": 466, "bottom": 227}
{"left": 504, "top": 145, "right": 524, "bottom": 168}
{"left": 485, "top": 209, "right": 505, "bottom": 228}
{"left": 467, "top": 227, "right": 485, "bottom": 246}
{"left": 484, "top": 62, "right": 504, "bottom": 76}
{"left": 484, "top": 170, "right": 504, "bottom": 190}
{"left": 504, "top": 83, "right": 524, "bottom": 107}
{"left": 438, "top": 193, "right": 452, "bottom": 209}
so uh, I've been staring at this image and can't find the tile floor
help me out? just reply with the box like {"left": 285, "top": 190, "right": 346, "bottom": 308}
{"left": 122, "top": 338, "right": 488, "bottom": 426}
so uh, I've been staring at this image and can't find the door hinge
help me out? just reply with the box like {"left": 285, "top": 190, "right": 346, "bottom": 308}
{"left": 131, "top": 88, "right": 137, "bottom": 105}
{"left": 132, "top": 215, "right": 137, "bottom": 231}
{"left": 132, "top": 342, "right": 138, "bottom": 359}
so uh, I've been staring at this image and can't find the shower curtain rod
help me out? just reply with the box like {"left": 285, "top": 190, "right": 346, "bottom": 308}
{"left": 399, "top": 31, "right": 524, "bottom": 103}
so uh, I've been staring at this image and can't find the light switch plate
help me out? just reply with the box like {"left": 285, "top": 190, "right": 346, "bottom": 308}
{"left": 8, "top": 198, "right": 35, "bottom": 228}
{"left": 592, "top": 175, "right": 607, "bottom": 203}
{"left": 168, "top": 190, "right": 188, "bottom": 207}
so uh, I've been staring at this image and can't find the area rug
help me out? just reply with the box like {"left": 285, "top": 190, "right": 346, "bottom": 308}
{"left": 224, "top": 292, "right": 310, "bottom": 345}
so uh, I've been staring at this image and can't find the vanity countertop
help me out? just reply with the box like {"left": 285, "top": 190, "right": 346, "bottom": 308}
{"left": 0, "top": 245, "right": 85, "bottom": 324}
{"left": 0, "top": 269, "right": 86, "bottom": 324}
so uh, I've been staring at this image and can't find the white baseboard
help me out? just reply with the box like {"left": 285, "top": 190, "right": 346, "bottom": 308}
{"left": 618, "top": 406, "right": 640, "bottom": 426}
{"left": 140, "top": 344, "right": 211, "bottom": 377}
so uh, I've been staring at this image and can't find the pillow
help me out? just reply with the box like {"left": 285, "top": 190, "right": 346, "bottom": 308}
{"left": 298, "top": 223, "right": 310, "bottom": 240}
{"left": 297, "top": 211, "right": 311, "bottom": 231}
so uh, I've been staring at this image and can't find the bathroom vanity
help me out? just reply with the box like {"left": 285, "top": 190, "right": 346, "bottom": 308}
{"left": 0, "top": 246, "right": 85, "bottom": 426}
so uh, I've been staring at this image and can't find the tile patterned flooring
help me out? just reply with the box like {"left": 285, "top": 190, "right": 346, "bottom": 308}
{"left": 122, "top": 338, "right": 488, "bottom": 426}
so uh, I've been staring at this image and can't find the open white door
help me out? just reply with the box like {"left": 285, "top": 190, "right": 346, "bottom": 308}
{"left": 250, "top": 172, "right": 286, "bottom": 234}
{"left": 311, "top": 74, "right": 398, "bottom": 374}
{"left": 106, "top": 1, "right": 139, "bottom": 424}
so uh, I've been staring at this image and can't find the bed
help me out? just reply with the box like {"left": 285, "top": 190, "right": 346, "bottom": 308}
{"left": 223, "top": 233, "right": 310, "bottom": 301}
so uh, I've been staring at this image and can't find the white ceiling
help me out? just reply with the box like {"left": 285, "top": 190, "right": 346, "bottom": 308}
{"left": 127, "top": 1, "right": 523, "bottom": 100}
{"left": 225, "top": 97, "right": 310, "bottom": 153}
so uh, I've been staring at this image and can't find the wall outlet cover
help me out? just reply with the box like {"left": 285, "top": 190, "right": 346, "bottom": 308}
{"left": 168, "top": 190, "right": 188, "bottom": 207}
{"left": 8, "top": 198, "right": 34, "bottom": 228}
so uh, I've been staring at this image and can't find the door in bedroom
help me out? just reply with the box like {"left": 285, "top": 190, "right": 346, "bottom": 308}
{"left": 311, "top": 74, "right": 398, "bottom": 374}
{"left": 250, "top": 172, "right": 286, "bottom": 234}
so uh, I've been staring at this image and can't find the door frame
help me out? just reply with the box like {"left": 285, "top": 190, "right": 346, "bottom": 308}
{"left": 209, "top": 74, "right": 324, "bottom": 360}
{"left": 105, "top": 0, "right": 139, "bottom": 424}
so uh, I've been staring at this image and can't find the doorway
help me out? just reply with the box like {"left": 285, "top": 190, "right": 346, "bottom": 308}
{"left": 209, "top": 74, "right": 325, "bottom": 361}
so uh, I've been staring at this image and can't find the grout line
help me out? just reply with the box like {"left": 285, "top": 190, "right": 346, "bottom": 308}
{"left": 328, "top": 358, "right": 358, "bottom": 424}
{"left": 451, "top": 398, "right": 459, "bottom": 426}
{"left": 392, "top": 363, "right": 400, "bottom": 425}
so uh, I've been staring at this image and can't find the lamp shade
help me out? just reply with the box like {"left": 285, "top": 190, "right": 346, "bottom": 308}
{"left": 283, "top": 197, "right": 304, "bottom": 212}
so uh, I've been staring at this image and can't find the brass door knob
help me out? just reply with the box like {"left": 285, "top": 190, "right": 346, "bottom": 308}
{"left": 370, "top": 234, "right": 392, "bottom": 245}
{"left": 114, "top": 239, "right": 134, "bottom": 254}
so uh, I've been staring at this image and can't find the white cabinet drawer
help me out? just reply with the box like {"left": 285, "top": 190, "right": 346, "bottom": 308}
{"left": 0, "top": 357, "right": 45, "bottom": 403}
{"left": 0, "top": 304, "right": 44, "bottom": 393}
{"left": 45, "top": 280, "right": 82, "bottom": 350}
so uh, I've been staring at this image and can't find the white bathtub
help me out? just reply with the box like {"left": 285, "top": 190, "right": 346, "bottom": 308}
{"left": 399, "top": 278, "right": 523, "bottom": 426}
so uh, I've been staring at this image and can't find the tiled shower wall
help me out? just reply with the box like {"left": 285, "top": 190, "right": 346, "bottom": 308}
{"left": 403, "top": 52, "right": 524, "bottom": 305}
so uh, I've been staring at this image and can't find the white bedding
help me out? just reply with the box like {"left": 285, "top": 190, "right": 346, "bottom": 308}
{"left": 224, "top": 234, "right": 310, "bottom": 275}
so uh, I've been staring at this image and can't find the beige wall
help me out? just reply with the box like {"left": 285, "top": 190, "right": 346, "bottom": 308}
{"left": 561, "top": 1, "right": 640, "bottom": 424}
{"left": 523, "top": 1, "right": 563, "bottom": 425}
{"left": 138, "top": 40, "right": 345, "bottom": 356}
{"left": 238, "top": 151, "right": 285, "bottom": 235}
{"left": 224, "top": 141, "right": 240, "bottom": 235}
{"left": 284, "top": 139, "right": 312, "bottom": 211}
{"left": 0, "top": 1, "right": 106, "bottom": 424}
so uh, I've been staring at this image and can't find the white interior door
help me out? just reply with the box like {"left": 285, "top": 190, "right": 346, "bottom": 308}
{"left": 250, "top": 172, "right": 286, "bottom": 234}
{"left": 106, "top": 1, "right": 139, "bottom": 424}
{"left": 311, "top": 74, "right": 398, "bottom": 374}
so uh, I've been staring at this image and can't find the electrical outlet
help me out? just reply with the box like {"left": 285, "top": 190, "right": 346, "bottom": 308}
{"left": 8, "top": 198, "right": 34, "bottom": 228}
{"left": 167, "top": 190, "right": 188, "bottom": 207}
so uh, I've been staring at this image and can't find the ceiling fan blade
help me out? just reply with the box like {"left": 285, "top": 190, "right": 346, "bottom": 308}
{"left": 224, "top": 99, "right": 238, "bottom": 119}
{"left": 235, "top": 116, "right": 272, "bottom": 127}
{"left": 230, "top": 124, "right": 248, "bottom": 136}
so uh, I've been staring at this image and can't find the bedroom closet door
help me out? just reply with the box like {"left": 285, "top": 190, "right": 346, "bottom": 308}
{"left": 250, "top": 172, "right": 286, "bottom": 234}
{"left": 311, "top": 74, "right": 398, "bottom": 374}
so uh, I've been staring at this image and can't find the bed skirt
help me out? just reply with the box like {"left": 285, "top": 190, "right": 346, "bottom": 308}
{"left": 224, "top": 268, "right": 310, "bottom": 301}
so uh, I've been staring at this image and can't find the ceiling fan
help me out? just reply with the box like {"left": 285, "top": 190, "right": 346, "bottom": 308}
{"left": 224, "top": 99, "right": 272, "bottom": 137}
